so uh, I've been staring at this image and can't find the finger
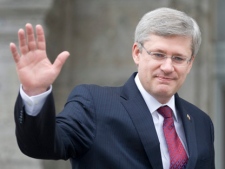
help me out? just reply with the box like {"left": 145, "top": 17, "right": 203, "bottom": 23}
{"left": 9, "top": 43, "right": 20, "bottom": 63}
{"left": 53, "top": 51, "right": 70, "bottom": 72}
{"left": 18, "top": 29, "right": 29, "bottom": 55}
{"left": 25, "top": 23, "right": 37, "bottom": 51}
{"left": 36, "top": 25, "right": 46, "bottom": 50}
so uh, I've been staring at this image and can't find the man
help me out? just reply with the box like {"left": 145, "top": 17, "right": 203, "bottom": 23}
{"left": 10, "top": 7, "right": 215, "bottom": 169}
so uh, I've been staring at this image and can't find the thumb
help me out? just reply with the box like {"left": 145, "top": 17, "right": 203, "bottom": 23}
{"left": 53, "top": 51, "right": 70, "bottom": 71}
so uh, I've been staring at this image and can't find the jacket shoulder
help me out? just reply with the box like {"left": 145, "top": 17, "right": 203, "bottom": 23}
{"left": 177, "top": 96, "right": 212, "bottom": 121}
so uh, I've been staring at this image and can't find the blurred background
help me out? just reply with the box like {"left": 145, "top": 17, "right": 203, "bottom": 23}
{"left": 0, "top": 0, "right": 224, "bottom": 168}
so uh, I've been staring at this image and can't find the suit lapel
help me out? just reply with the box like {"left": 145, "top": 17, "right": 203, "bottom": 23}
{"left": 175, "top": 94, "right": 197, "bottom": 168}
{"left": 120, "top": 73, "right": 163, "bottom": 169}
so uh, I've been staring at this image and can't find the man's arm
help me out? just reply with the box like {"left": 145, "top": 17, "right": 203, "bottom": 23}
{"left": 14, "top": 85, "right": 96, "bottom": 160}
{"left": 10, "top": 23, "right": 69, "bottom": 159}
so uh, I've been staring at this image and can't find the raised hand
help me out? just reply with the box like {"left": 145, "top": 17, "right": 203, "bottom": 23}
{"left": 10, "top": 23, "right": 70, "bottom": 96}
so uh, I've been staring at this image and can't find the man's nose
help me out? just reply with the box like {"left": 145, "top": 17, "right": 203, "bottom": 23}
{"left": 160, "top": 58, "right": 174, "bottom": 73}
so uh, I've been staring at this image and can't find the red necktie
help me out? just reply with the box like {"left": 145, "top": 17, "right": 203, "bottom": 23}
{"left": 157, "top": 106, "right": 188, "bottom": 169}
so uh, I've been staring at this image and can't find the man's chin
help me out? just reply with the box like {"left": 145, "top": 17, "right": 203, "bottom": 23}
{"left": 154, "top": 89, "right": 174, "bottom": 99}
{"left": 156, "top": 85, "right": 172, "bottom": 94}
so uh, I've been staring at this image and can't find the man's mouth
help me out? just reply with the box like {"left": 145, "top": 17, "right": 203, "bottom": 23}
{"left": 156, "top": 75, "right": 174, "bottom": 83}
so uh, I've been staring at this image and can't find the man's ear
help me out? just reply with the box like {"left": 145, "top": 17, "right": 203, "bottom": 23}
{"left": 132, "top": 42, "right": 141, "bottom": 66}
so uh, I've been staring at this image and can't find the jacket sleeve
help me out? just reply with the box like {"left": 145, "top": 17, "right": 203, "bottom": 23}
{"left": 14, "top": 85, "right": 96, "bottom": 160}
{"left": 15, "top": 92, "right": 57, "bottom": 159}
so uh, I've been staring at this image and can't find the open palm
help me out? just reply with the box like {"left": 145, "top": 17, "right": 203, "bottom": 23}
{"left": 10, "top": 23, "right": 69, "bottom": 96}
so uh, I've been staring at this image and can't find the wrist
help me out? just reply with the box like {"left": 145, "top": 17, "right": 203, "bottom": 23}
{"left": 22, "top": 86, "right": 50, "bottom": 96}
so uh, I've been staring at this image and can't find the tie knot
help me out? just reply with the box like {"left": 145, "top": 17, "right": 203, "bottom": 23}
{"left": 157, "top": 105, "right": 173, "bottom": 118}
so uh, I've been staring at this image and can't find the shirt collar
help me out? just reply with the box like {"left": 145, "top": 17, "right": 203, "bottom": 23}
{"left": 134, "top": 73, "right": 178, "bottom": 121}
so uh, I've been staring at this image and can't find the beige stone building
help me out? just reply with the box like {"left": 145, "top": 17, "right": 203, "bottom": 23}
{"left": 0, "top": 0, "right": 224, "bottom": 168}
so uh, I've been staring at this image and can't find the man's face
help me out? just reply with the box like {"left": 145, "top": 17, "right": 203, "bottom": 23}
{"left": 132, "top": 34, "right": 194, "bottom": 104}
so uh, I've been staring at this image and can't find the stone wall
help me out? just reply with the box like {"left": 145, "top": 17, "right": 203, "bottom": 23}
{"left": 0, "top": 0, "right": 222, "bottom": 169}
{"left": 0, "top": 0, "right": 51, "bottom": 168}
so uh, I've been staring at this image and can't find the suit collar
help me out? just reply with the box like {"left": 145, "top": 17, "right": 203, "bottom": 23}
{"left": 120, "top": 73, "right": 163, "bottom": 169}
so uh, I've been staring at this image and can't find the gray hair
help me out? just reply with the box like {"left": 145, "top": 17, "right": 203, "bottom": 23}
{"left": 134, "top": 7, "right": 201, "bottom": 56}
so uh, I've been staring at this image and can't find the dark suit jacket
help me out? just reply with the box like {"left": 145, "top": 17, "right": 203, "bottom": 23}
{"left": 14, "top": 73, "right": 215, "bottom": 169}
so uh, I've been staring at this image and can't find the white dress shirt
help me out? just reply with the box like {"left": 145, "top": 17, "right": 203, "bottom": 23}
{"left": 20, "top": 74, "right": 188, "bottom": 169}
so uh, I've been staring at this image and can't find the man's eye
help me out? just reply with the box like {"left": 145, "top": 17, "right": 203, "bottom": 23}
{"left": 152, "top": 53, "right": 165, "bottom": 58}
{"left": 173, "top": 56, "right": 185, "bottom": 62}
